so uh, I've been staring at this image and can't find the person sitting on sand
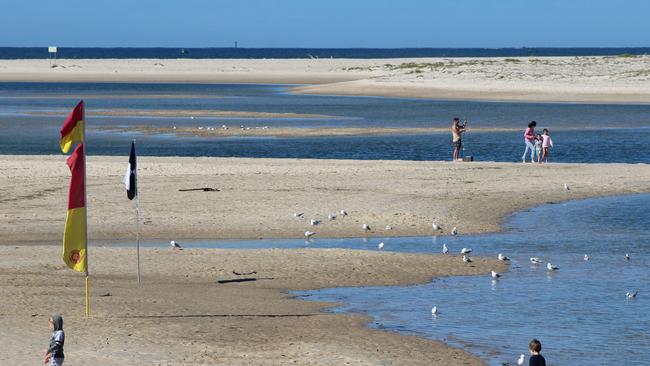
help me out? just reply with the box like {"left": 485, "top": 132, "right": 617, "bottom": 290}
{"left": 534, "top": 134, "right": 543, "bottom": 163}
{"left": 44, "top": 315, "right": 65, "bottom": 366}
{"left": 528, "top": 339, "right": 546, "bottom": 366}
{"left": 522, "top": 121, "right": 537, "bottom": 163}
{"left": 540, "top": 128, "right": 554, "bottom": 163}
{"left": 451, "top": 117, "right": 467, "bottom": 161}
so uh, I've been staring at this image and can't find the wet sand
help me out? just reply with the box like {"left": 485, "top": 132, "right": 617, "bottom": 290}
{"left": 0, "top": 246, "right": 505, "bottom": 365}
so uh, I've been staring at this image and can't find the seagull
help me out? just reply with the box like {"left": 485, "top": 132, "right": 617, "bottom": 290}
{"left": 564, "top": 183, "right": 570, "bottom": 191}
{"left": 377, "top": 242, "right": 384, "bottom": 250}
{"left": 498, "top": 253, "right": 510, "bottom": 261}
{"left": 310, "top": 219, "right": 320, "bottom": 226}
{"left": 294, "top": 212, "right": 304, "bottom": 218}
{"left": 431, "top": 306, "right": 438, "bottom": 315}
{"left": 432, "top": 223, "right": 440, "bottom": 231}
{"left": 385, "top": 225, "right": 392, "bottom": 231}
{"left": 340, "top": 209, "right": 348, "bottom": 216}
{"left": 170, "top": 240, "right": 182, "bottom": 249}
{"left": 363, "top": 224, "right": 371, "bottom": 231}
{"left": 530, "top": 257, "right": 542, "bottom": 265}
{"left": 491, "top": 270, "right": 501, "bottom": 279}
{"left": 304, "top": 231, "right": 316, "bottom": 238}
{"left": 547, "top": 262, "right": 559, "bottom": 271}
{"left": 451, "top": 227, "right": 458, "bottom": 236}
{"left": 517, "top": 354, "right": 525, "bottom": 366}
{"left": 190, "top": 116, "right": 195, "bottom": 120}
{"left": 625, "top": 253, "right": 630, "bottom": 261}
{"left": 460, "top": 247, "right": 472, "bottom": 254}
{"left": 442, "top": 243, "right": 448, "bottom": 254}
{"left": 328, "top": 214, "right": 336, "bottom": 221}
{"left": 584, "top": 254, "right": 590, "bottom": 261}
{"left": 626, "top": 291, "right": 638, "bottom": 299}
{"left": 172, "top": 126, "right": 177, "bottom": 130}
{"left": 463, "top": 255, "right": 472, "bottom": 263}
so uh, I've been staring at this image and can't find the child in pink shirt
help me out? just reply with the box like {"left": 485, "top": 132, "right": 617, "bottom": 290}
{"left": 541, "top": 128, "right": 553, "bottom": 163}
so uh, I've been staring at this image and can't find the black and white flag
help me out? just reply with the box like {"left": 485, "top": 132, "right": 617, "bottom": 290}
{"left": 123, "top": 141, "right": 137, "bottom": 200}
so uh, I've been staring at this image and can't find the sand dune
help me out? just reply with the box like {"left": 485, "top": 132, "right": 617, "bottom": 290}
{"left": 1, "top": 56, "right": 649, "bottom": 103}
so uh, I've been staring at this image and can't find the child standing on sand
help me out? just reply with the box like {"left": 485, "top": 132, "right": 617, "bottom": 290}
{"left": 534, "top": 134, "right": 543, "bottom": 163}
{"left": 528, "top": 339, "right": 546, "bottom": 366}
{"left": 44, "top": 315, "right": 65, "bottom": 366}
{"left": 541, "top": 128, "right": 553, "bottom": 163}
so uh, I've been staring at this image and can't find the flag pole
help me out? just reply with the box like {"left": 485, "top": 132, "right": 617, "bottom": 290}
{"left": 82, "top": 100, "right": 90, "bottom": 320}
{"left": 134, "top": 139, "right": 141, "bottom": 285}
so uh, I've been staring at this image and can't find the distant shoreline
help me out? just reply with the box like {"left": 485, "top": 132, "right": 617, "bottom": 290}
{"left": 1, "top": 56, "right": 648, "bottom": 104}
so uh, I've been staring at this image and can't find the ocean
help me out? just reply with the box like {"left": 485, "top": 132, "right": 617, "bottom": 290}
{"left": 1, "top": 47, "right": 649, "bottom": 60}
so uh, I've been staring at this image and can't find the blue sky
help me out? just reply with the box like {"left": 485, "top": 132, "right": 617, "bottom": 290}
{"left": 2, "top": 0, "right": 648, "bottom": 48}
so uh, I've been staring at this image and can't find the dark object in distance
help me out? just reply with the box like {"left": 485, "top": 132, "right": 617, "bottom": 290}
{"left": 462, "top": 156, "right": 474, "bottom": 162}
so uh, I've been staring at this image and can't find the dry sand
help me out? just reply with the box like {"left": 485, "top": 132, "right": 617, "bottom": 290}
{"left": 1, "top": 156, "right": 648, "bottom": 244}
{"left": 2, "top": 156, "right": 649, "bottom": 365}
{"left": 1, "top": 56, "right": 649, "bottom": 103}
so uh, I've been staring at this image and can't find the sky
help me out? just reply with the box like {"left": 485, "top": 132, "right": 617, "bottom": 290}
{"left": 1, "top": 0, "right": 649, "bottom": 48}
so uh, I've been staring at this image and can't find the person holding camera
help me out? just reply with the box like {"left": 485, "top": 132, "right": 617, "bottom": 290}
{"left": 451, "top": 117, "right": 467, "bottom": 161}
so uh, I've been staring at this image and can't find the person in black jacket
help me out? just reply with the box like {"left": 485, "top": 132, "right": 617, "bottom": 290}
{"left": 528, "top": 338, "right": 546, "bottom": 366}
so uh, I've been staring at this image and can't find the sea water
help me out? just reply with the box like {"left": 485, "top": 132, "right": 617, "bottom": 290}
{"left": 1, "top": 82, "right": 649, "bottom": 163}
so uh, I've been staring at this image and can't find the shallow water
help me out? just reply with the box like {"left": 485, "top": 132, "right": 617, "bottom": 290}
{"left": 2, "top": 82, "right": 650, "bottom": 163}
{"left": 293, "top": 194, "right": 650, "bottom": 366}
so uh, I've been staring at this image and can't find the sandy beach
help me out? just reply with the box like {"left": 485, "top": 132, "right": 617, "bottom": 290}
{"left": 1, "top": 56, "right": 649, "bottom": 103}
{"left": 2, "top": 156, "right": 649, "bottom": 365}
{"left": 0, "top": 245, "right": 506, "bottom": 366}
{"left": 2, "top": 156, "right": 649, "bottom": 244}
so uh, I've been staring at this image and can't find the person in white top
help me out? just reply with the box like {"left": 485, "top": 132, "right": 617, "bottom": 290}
{"left": 540, "top": 128, "right": 554, "bottom": 163}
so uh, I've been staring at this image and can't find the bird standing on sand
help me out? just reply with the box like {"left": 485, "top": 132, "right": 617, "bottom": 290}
{"left": 170, "top": 240, "right": 182, "bottom": 249}
{"left": 626, "top": 291, "right": 638, "bottom": 299}
{"left": 498, "top": 253, "right": 510, "bottom": 261}
{"left": 294, "top": 212, "right": 304, "bottom": 218}
{"left": 363, "top": 224, "right": 371, "bottom": 231}
{"left": 517, "top": 354, "right": 525, "bottom": 366}
{"left": 310, "top": 219, "right": 320, "bottom": 226}
{"left": 463, "top": 255, "right": 472, "bottom": 263}
{"left": 461, "top": 247, "right": 472, "bottom": 254}
{"left": 547, "top": 262, "right": 559, "bottom": 271}
{"left": 305, "top": 231, "right": 316, "bottom": 238}
{"left": 328, "top": 214, "right": 336, "bottom": 221}
{"left": 377, "top": 242, "right": 384, "bottom": 250}
{"left": 564, "top": 183, "right": 570, "bottom": 191}
{"left": 442, "top": 243, "right": 448, "bottom": 254}
{"left": 340, "top": 209, "right": 348, "bottom": 216}
{"left": 491, "top": 270, "right": 501, "bottom": 279}
{"left": 432, "top": 223, "right": 440, "bottom": 231}
{"left": 385, "top": 225, "right": 392, "bottom": 231}
{"left": 451, "top": 227, "right": 458, "bottom": 236}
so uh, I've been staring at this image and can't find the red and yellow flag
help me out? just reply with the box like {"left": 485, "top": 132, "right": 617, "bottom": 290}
{"left": 62, "top": 143, "right": 87, "bottom": 272}
{"left": 59, "top": 101, "right": 85, "bottom": 153}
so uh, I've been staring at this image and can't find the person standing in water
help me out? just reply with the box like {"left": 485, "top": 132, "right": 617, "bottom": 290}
{"left": 451, "top": 117, "right": 467, "bottom": 161}
{"left": 522, "top": 121, "right": 537, "bottom": 163}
